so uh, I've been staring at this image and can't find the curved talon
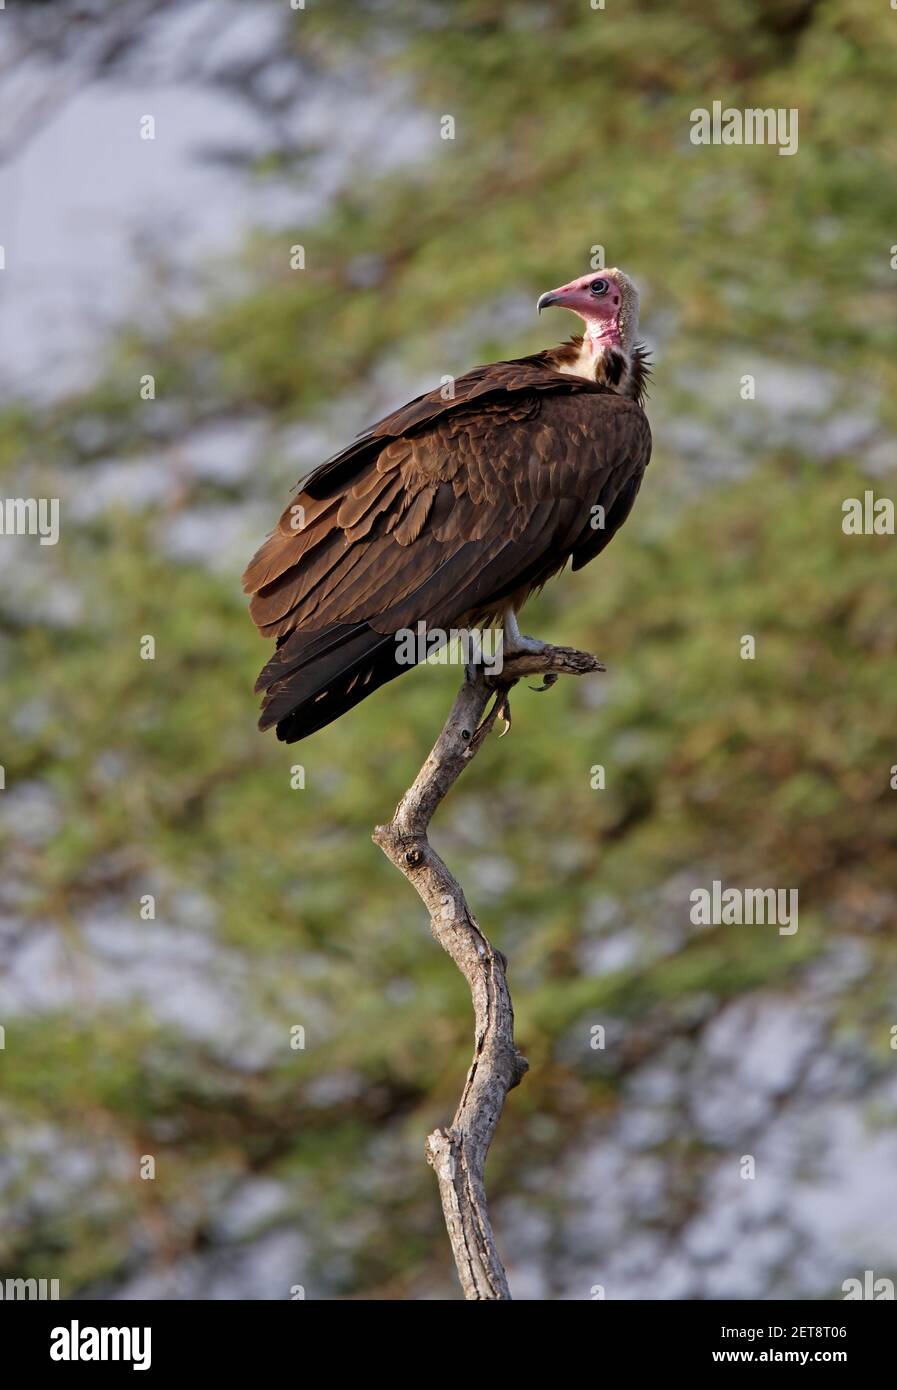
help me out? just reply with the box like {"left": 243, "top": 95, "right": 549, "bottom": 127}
{"left": 530, "top": 673, "right": 559, "bottom": 693}
{"left": 496, "top": 689, "right": 513, "bottom": 736}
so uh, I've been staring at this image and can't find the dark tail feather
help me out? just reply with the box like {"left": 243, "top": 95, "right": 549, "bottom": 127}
{"left": 256, "top": 621, "right": 406, "bottom": 742}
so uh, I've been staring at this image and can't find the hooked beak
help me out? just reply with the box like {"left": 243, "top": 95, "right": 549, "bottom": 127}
{"left": 537, "top": 290, "right": 562, "bottom": 314}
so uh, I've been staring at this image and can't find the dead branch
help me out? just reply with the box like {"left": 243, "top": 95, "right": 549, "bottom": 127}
{"left": 372, "top": 642, "right": 603, "bottom": 1299}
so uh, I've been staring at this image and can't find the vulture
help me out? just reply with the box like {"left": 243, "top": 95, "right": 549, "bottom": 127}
{"left": 243, "top": 268, "right": 652, "bottom": 742}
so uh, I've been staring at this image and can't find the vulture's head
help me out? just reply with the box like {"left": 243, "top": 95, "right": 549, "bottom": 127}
{"left": 537, "top": 268, "right": 646, "bottom": 398}
{"left": 537, "top": 268, "right": 639, "bottom": 350}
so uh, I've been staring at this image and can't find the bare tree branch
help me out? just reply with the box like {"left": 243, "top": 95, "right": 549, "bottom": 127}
{"left": 372, "top": 643, "right": 603, "bottom": 1299}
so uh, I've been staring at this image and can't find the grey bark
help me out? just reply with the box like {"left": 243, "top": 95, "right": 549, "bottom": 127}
{"left": 372, "top": 643, "right": 603, "bottom": 1300}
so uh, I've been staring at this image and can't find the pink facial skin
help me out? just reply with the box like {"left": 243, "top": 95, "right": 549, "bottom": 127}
{"left": 537, "top": 273, "right": 623, "bottom": 350}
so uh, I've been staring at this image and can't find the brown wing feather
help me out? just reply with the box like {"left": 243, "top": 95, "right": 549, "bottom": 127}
{"left": 244, "top": 357, "right": 651, "bottom": 739}
{"left": 246, "top": 390, "right": 649, "bottom": 635}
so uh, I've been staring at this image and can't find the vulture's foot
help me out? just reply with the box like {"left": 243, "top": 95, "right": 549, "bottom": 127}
{"left": 502, "top": 632, "right": 548, "bottom": 657}
{"left": 495, "top": 686, "right": 513, "bottom": 737}
{"left": 501, "top": 632, "right": 550, "bottom": 697}
{"left": 470, "top": 680, "right": 515, "bottom": 750}
{"left": 530, "top": 672, "right": 559, "bottom": 693}
{"left": 501, "top": 608, "right": 548, "bottom": 660}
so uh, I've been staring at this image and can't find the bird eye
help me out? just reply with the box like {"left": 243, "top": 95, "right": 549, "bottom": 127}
{"left": 590, "top": 278, "right": 609, "bottom": 296}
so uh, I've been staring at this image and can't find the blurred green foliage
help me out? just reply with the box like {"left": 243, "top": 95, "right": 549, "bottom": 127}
{"left": 1, "top": 0, "right": 896, "bottom": 1298}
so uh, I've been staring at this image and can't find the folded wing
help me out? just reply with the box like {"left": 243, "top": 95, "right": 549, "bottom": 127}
{"left": 243, "top": 360, "right": 651, "bottom": 741}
